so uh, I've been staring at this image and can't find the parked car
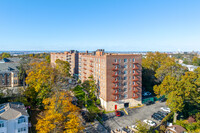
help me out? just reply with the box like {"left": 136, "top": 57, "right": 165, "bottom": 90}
{"left": 159, "top": 98, "right": 166, "bottom": 102}
{"left": 143, "top": 119, "right": 156, "bottom": 126}
{"left": 145, "top": 100, "right": 155, "bottom": 106}
{"left": 151, "top": 114, "right": 161, "bottom": 121}
{"left": 161, "top": 107, "right": 171, "bottom": 113}
{"left": 157, "top": 111, "right": 166, "bottom": 117}
{"left": 158, "top": 111, "right": 168, "bottom": 116}
{"left": 142, "top": 91, "right": 152, "bottom": 96}
{"left": 115, "top": 110, "right": 121, "bottom": 117}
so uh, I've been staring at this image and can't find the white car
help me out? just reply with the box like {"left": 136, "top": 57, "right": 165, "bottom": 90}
{"left": 143, "top": 119, "right": 156, "bottom": 127}
{"left": 160, "top": 107, "right": 171, "bottom": 113}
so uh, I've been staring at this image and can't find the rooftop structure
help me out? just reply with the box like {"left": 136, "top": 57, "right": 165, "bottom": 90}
{"left": 0, "top": 102, "right": 29, "bottom": 133}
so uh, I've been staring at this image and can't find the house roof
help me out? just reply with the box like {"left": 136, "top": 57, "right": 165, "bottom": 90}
{"left": 0, "top": 102, "right": 29, "bottom": 120}
{"left": 167, "top": 125, "right": 186, "bottom": 133}
{"left": 0, "top": 62, "right": 19, "bottom": 73}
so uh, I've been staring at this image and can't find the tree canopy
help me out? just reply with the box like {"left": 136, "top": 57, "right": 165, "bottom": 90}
{"left": 36, "top": 91, "right": 83, "bottom": 133}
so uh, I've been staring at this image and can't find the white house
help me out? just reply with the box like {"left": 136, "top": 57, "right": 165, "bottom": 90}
{"left": 0, "top": 102, "right": 29, "bottom": 133}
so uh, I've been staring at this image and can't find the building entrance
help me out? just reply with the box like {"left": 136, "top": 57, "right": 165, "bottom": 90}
{"left": 124, "top": 103, "right": 129, "bottom": 108}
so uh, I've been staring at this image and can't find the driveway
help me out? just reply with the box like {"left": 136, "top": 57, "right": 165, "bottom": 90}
{"left": 102, "top": 102, "right": 167, "bottom": 131}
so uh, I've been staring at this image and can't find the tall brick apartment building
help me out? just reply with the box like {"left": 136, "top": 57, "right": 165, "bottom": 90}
{"left": 50, "top": 50, "right": 79, "bottom": 77}
{"left": 51, "top": 49, "right": 142, "bottom": 111}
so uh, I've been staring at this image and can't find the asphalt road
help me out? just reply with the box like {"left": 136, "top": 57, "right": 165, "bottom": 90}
{"left": 102, "top": 102, "right": 167, "bottom": 131}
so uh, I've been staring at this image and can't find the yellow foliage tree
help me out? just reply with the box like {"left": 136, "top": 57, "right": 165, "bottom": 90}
{"left": 36, "top": 91, "right": 84, "bottom": 133}
{"left": 25, "top": 61, "right": 55, "bottom": 106}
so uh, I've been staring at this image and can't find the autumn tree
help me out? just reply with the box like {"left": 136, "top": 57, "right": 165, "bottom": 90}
{"left": 192, "top": 56, "right": 200, "bottom": 66}
{"left": 55, "top": 59, "right": 71, "bottom": 77}
{"left": 142, "top": 52, "right": 168, "bottom": 72}
{"left": 155, "top": 58, "right": 187, "bottom": 82}
{"left": 36, "top": 91, "right": 83, "bottom": 133}
{"left": 134, "top": 120, "right": 150, "bottom": 133}
{"left": 25, "top": 61, "right": 55, "bottom": 107}
{"left": 154, "top": 70, "right": 200, "bottom": 123}
{"left": 1, "top": 52, "right": 11, "bottom": 58}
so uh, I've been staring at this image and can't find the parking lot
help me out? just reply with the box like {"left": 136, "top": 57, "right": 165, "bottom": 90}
{"left": 102, "top": 102, "right": 167, "bottom": 131}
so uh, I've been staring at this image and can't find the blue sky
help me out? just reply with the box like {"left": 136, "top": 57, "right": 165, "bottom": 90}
{"left": 0, "top": 0, "right": 200, "bottom": 51}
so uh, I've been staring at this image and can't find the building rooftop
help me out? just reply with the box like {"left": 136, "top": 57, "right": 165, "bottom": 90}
{"left": 0, "top": 58, "right": 21, "bottom": 63}
{"left": 0, "top": 102, "right": 29, "bottom": 120}
{"left": 0, "top": 62, "right": 19, "bottom": 73}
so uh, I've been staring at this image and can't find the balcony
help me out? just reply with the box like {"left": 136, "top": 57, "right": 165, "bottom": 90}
{"left": 112, "top": 68, "right": 119, "bottom": 71}
{"left": 83, "top": 72, "right": 86, "bottom": 74}
{"left": 83, "top": 63, "right": 87, "bottom": 66}
{"left": 133, "top": 62, "right": 138, "bottom": 64}
{"left": 133, "top": 66, "right": 139, "bottom": 70}
{"left": 132, "top": 78, "right": 139, "bottom": 81}
{"left": 112, "top": 97, "right": 119, "bottom": 101}
{"left": 90, "top": 65, "right": 93, "bottom": 67}
{"left": 132, "top": 94, "right": 139, "bottom": 99}
{"left": 112, "top": 62, "right": 119, "bottom": 65}
{"left": 89, "top": 70, "right": 93, "bottom": 72}
{"left": 112, "top": 87, "right": 119, "bottom": 89}
{"left": 133, "top": 72, "right": 139, "bottom": 76}
{"left": 112, "top": 74, "right": 119, "bottom": 77}
{"left": 83, "top": 68, "right": 87, "bottom": 70}
{"left": 90, "top": 60, "right": 93, "bottom": 63}
{"left": 132, "top": 84, "right": 139, "bottom": 87}
{"left": 112, "top": 91, "right": 119, "bottom": 95}
{"left": 133, "top": 89, "right": 139, "bottom": 93}
{"left": 112, "top": 81, "right": 119, "bottom": 83}
{"left": 83, "top": 59, "right": 86, "bottom": 61}
{"left": 83, "top": 76, "right": 86, "bottom": 79}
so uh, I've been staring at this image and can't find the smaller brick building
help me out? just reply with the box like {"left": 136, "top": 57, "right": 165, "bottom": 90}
{"left": 0, "top": 58, "right": 20, "bottom": 88}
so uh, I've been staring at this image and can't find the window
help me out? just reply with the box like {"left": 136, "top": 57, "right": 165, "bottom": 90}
{"left": 115, "top": 59, "right": 117, "bottom": 62}
{"left": 124, "top": 70, "right": 127, "bottom": 74}
{"left": 124, "top": 82, "right": 127, "bottom": 86}
{"left": 124, "top": 94, "right": 127, "bottom": 99}
{"left": 124, "top": 88, "right": 127, "bottom": 92}
{"left": 14, "top": 73, "right": 18, "bottom": 77}
{"left": 123, "top": 76, "right": 127, "bottom": 80}
{"left": 133, "top": 82, "right": 135, "bottom": 85}
{"left": 130, "top": 59, "right": 132, "bottom": 62}
{"left": 118, "top": 88, "right": 121, "bottom": 92}
{"left": 133, "top": 58, "right": 135, "bottom": 62}
{"left": 18, "top": 127, "right": 26, "bottom": 132}
{"left": 119, "top": 59, "right": 121, "bottom": 63}
{"left": 133, "top": 93, "right": 135, "bottom": 97}
{"left": 124, "top": 59, "right": 127, "bottom": 62}
{"left": 124, "top": 65, "right": 127, "bottom": 68}
{"left": 118, "top": 77, "right": 121, "bottom": 80}
{"left": 133, "top": 64, "right": 135, "bottom": 68}
{"left": 119, "top": 95, "right": 121, "bottom": 98}
{"left": 0, "top": 121, "right": 4, "bottom": 128}
{"left": 115, "top": 96, "right": 118, "bottom": 100}
{"left": 18, "top": 116, "right": 26, "bottom": 124}
{"left": 118, "top": 71, "right": 121, "bottom": 74}
{"left": 133, "top": 70, "right": 135, "bottom": 73}
{"left": 133, "top": 76, "right": 135, "bottom": 79}
{"left": 14, "top": 80, "right": 17, "bottom": 84}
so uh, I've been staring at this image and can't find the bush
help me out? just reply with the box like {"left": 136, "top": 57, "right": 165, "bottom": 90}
{"left": 96, "top": 99, "right": 101, "bottom": 105}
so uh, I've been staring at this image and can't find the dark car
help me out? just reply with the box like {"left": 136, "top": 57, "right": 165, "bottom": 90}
{"left": 145, "top": 100, "right": 155, "bottom": 106}
{"left": 158, "top": 111, "right": 168, "bottom": 116}
{"left": 159, "top": 98, "right": 166, "bottom": 102}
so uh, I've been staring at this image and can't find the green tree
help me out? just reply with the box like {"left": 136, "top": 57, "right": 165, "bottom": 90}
{"left": 1, "top": 52, "right": 11, "bottom": 58}
{"left": 55, "top": 59, "right": 71, "bottom": 77}
{"left": 192, "top": 56, "right": 200, "bottom": 66}
{"left": 135, "top": 120, "right": 149, "bottom": 133}
{"left": 155, "top": 59, "right": 187, "bottom": 82}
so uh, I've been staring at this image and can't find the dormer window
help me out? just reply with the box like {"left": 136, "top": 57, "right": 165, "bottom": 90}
{"left": 18, "top": 116, "right": 26, "bottom": 124}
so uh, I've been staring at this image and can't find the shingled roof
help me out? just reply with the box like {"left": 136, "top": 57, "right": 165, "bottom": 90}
{"left": 0, "top": 102, "right": 29, "bottom": 120}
